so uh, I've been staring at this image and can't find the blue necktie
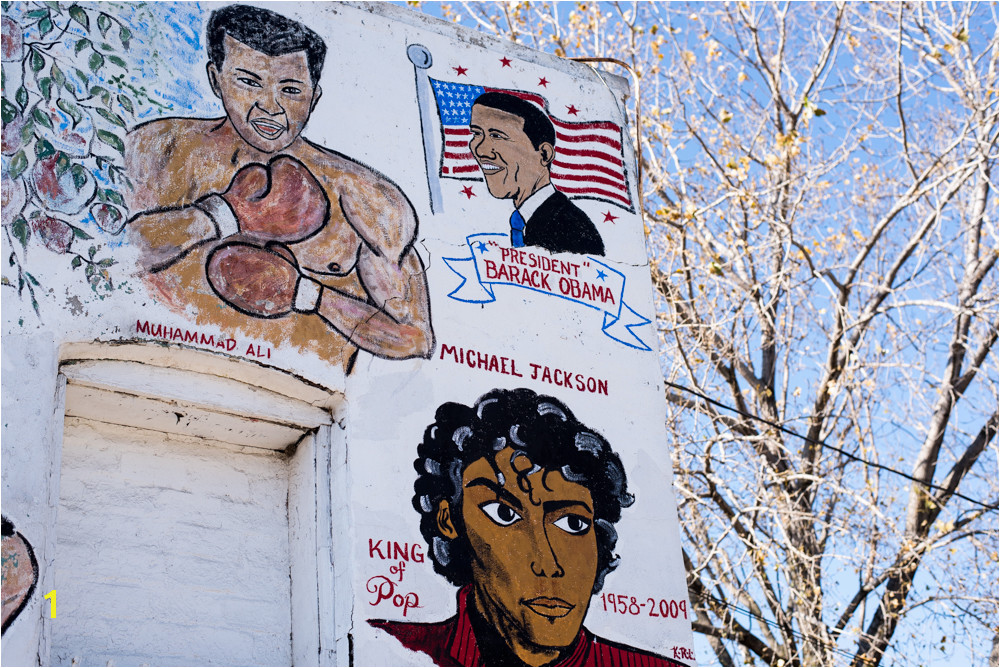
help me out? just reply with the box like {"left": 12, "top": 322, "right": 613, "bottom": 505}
{"left": 510, "top": 210, "right": 525, "bottom": 248}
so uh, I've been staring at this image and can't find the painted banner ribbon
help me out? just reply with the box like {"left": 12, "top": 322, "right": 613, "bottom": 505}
{"left": 443, "top": 233, "right": 651, "bottom": 351}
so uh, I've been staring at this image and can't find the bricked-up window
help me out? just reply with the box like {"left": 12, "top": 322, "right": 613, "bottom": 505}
{"left": 49, "top": 347, "right": 340, "bottom": 667}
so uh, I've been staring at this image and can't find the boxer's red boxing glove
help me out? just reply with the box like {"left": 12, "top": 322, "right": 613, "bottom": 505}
{"left": 206, "top": 242, "right": 323, "bottom": 318}
{"left": 196, "top": 156, "right": 329, "bottom": 243}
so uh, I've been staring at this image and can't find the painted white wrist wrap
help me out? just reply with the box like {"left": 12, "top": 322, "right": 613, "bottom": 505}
{"left": 294, "top": 275, "right": 322, "bottom": 313}
{"left": 197, "top": 194, "right": 239, "bottom": 239}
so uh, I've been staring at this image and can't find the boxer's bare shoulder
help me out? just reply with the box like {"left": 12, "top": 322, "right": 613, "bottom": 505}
{"left": 126, "top": 117, "right": 242, "bottom": 209}
{"left": 127, "top": 117, "right": 233, "bottom": 167}
{"left": 295, "top": 139, "right": 419, "bottom": 255}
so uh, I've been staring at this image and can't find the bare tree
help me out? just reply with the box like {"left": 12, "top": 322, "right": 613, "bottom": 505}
{"left": 421, "top": 2, "right": 998, "bottom": 665}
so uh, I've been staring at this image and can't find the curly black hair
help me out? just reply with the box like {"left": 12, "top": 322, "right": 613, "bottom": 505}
{"left": 412, "top": 388, "right": 634, "bottom": 594}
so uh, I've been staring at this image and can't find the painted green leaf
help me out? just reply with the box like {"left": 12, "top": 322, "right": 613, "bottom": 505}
{"left": 26, "top": 272, "right": 40, "bottom": 287}
{"left": 75, "top": 37, "right": 91, "bottom": 54}
{"left": 20, "top": 120, "right": 34, "bottom": 144}
{"left": 2, "top": 2, "right": 12, "bottom": 12}
{"left": 97, "top": 13, "right": 111, "bottom": 37}
{"left": 38, "top": 16, "right": 53, "bottom": 36}
{"left": 119, "top": 25, "right": 131, "bottom": 46}
{"left": 117, "top": 94, "right": 134, "bottom": 113}
{"left": 25, "top": 9, "right": 48, "bottom": 19}
{"left": 71, "top": 164, "right": 89, "bottom": 189}
{"left": 8, "top": 151, "right": 28, "bottom": 180}
{"left": 72, "top": 225, "right": 93, "bottom": 240}
{"left": 15, "top": 86, "right": 28, "bottom": 110}
{"left": 51, "top": 63, "right": 66, "bottom": 86}
{"left": 57, "top": 98, "right": 84, "bottom": 126}
{"left": 89, "top": 85, "right": 108, "bottom": 97}
{"left": 85, "top": 263, "right": 95, "bottom": 278}
{"left": 42, "top": 1, "right": 61, "bottom": 13}
{"left": 32, "top": 107, "right": 53, "bottom": 129}
{"left": 30, "top": 49, "right": 45, "bottom": 73}
{"left": 96, "top": 108, "right": 126, "bottom": 127}
{"left": 89, "top": 245, "right": 97, "bottom": 259}
{"left": 39, "top": 77, "right": 52, "bottom": 101}
{"left": 97, "top": 129, "right": 124, "bottom": 154}
{"left": 55, "top": 152, "right": 71, "bottom": 176}
{"left": 89, "top": 52, "right": 105, "bottom": 73}
{"left": 104, "top": 189, "right": 125, "bottom": 206}
{"left": 1, "top": 97, "right": 16, "bottom": 124}
{"left": 12, "top": 219, "right": 30, "bottom": 249}
{"left": 34, "top": 138, "right": 55, "bottom": 160}
{"left": 98, "top": 258, "right": 116, "bottom": 267}
{"left": 69, "top": 5, "right": 90, "bottom": 31}
{"left": 71, "top": 255, "right": 82, "bottom": 269}
{"left": 100, "top": 42, "right": 114, "bottom": 52}
{"left": 107, "top": 55, "right": 126, "bottom": 69}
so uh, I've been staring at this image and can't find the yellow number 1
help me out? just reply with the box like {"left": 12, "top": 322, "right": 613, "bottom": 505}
{"left": 44, "top": 590, "right": 56, "bottom": 618}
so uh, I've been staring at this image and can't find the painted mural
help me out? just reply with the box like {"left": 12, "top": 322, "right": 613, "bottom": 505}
{"left": 368, "top": 388, "right": 684, "bottom": 667}
{"left": 2, "top": 3, "right": 144, "bottom": 306}
{"left": 1, "top": 2, "right": 693, "bottom": 665}
{"left": 3, "top": 3, "right": 433, "bottom": 372}
{"left": 125, "top": 5, "right": 434, "bottom": 372}
{"left": 2, "top": 517, "right": 38, "bottom": 634}
{"left": 460, "top": 92, "right": 606, "bottom": 255}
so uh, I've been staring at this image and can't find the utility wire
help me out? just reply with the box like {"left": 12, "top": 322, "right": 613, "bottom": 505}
{"left": 665, "top": 380, "right": 998, "bottom": 512}
{"left": 579, "top": 18, "right": 997, "bottom": 515}
{"left": 691, "top": 590, "right": 879, "bottom": 666}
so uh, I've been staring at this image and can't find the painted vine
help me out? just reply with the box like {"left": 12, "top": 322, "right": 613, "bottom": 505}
{"left": 1, "top": 1, "right": 168, "bottom": 313}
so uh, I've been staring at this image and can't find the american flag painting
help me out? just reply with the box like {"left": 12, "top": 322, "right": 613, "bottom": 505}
{"left": 429, "top": 78, "right": 634, "bottom": 211}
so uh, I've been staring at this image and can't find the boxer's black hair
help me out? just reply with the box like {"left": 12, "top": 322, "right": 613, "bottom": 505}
{"left": 208, "top": 5, "right": 327, "bottom": 85}
{"left": 472, "top": 92, "right": 556, "bottom": 151}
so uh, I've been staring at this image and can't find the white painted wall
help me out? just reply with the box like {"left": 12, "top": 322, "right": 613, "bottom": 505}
{"left": 1, "top": 342, "right": 340, "bottom": 666}
{"left": 1, "top": 333, "right": 63, "bottom": 667}
{"left": 52, "top": 418, "right": 293, "bottom": 666}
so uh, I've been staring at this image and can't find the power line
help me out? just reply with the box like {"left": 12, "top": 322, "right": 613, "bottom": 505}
{"left": 665, "top": 380, "right": 998, "bottom": 512}
{"left": 691, "top": 590, "right": 879, "bottom": 666}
